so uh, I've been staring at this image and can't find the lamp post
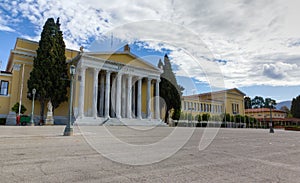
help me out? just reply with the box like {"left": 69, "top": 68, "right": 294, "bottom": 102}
{"left": 188, "top": 107, "right": 194, "bottom": 127}
{"left": 64, "top": 65, "right": 76, "bottom": 136}
{"left": 269, "top": 102, "right": 274, "bottom": 133}
{"left": 30, "top": 88, "right": 36, "bottom": 126}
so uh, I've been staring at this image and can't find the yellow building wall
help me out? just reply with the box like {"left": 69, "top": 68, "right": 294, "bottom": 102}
{"left": 5, "top": 38, "right": 79, "bottom": 118}
{"left": 246, "top": 111, "right": 286, "bottom": 119}
{"left": 225, "top": 94, "right": 245, "bottom": 115}
{"left": 0, "top": 74, "right": 12, "bottom": 116}
{"left": 15, "top": 38, "right": 38, "bottom": 53}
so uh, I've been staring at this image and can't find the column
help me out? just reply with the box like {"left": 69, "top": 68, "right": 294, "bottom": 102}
{"left": 147, "top": 78, "right": 152, "bottom": 119}
{"left": 99, "top": 74, "right": 105, "bottom": 117}
{"left": 137, "top": 77, "right": 142, "bottom": 119}
{"left": 78, "top": 66, "right": 86, "bottom": 118}
{"left": 92, "top": 68, "right": 99, "bottom": 118}
{"left": 155, "top": 79, "right": 160, "bottom": 120}
{"left": 104, "top": 71, "right": 111, "bottom": 118}
{"left": 116, "top": 74, "right": 122, "bottom": 118}
{"left": 132, "top": 83, "right": 136, "bottom": 118}
{"left": 127, "top": 75, "right": 132, "bottom": 118}
{"left": 110, "top": 75, "right": 116, "bottom": 117}
{"left": 121, "top": 76, "right": 126, "bottom": 118}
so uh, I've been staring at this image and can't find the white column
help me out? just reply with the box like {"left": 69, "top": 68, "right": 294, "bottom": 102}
{"left": 127, "top": 75, "right": 132, "bottom": 118}
{"left": 147, "top": 78, "right": 152, "bottom": 119}
{"left": 78, "top": 66, "right": 87, "bottom": 118}
{"left": 99, "top": 74, "right": 105, "bottom": 117}
{"left": 132, "top": 83, "right": 136, "bottom": 118}
{"left": 137, "top": 77, "right": 142, "bottom": 119}
{"left": 121, "top": 76, "right": 126, "bottom": 118}
{"left": 92, "top": 68, "right": 99, "bottom": 118}
{"left": 155, "top": 79, "right": 160, "bottom": 120}
{"left": 116, "top": 74, "right": 122, "bottom": 119}
{"left": 111, "top": 75, "right": 117, "bottom": 117}
{"left": 104, "top": 71, "right": 111, "bottom": 118}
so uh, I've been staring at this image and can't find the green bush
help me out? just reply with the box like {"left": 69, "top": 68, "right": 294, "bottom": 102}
{"left": 230, "top": 115, "right": 234, "bottom": 122}
{"left": 197, "top": 114, "right": 202, "bottom": 122}
{"left": 187, "top": 113, "right": 192, "bottom": 121}
{"left": 0, "top": 118, "right": 6, "bottom": 125}
{"left": 222, "top": 113, "right": 231, "bottom": 122}
{"left": 202, "top": 113, "right": 210, "bottom": 121}
{"left": 11, "top": 102, "right": 27, "bottom": 114}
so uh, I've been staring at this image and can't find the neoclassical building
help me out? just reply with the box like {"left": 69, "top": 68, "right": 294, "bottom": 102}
{"left": 181, "top": 88, "right": 246, "bottom": 120}
{"left": 0, "top": 38, "right": 163, "bottom": 125}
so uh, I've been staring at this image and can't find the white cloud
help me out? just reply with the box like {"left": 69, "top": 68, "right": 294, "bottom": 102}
{"left": 0, "top": 14, "right": 15, "bottom": 32}
{"left": 1, "top": 0, "right": 300, "bottom": 88}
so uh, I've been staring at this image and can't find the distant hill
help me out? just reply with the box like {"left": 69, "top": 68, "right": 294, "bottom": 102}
{"left": 276, "top": 101, "right": 292, "bottom": 110}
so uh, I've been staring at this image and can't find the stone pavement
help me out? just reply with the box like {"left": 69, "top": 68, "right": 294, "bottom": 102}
{"left": 0, "top": 126, "right": 299, "bottom": 183}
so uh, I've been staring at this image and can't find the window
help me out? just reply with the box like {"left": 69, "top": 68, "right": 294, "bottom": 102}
{"left": 0, "top": 80, "right": 9, "bottom": 96}
{"left": 232, "top": 103, "right": 239, "bottom": 114}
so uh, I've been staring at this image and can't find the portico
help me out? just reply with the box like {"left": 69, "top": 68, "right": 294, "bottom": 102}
{"left": 72, "top": 48, "right": 162, "bottom": 125}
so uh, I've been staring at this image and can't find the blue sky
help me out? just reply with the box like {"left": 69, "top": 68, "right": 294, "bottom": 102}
{"left": 1, "top": 0, "right": 300, "bottom": 103}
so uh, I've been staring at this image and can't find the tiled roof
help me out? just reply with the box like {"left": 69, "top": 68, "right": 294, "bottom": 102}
{"left": 245, "top": 108, "right": 286, "bottom": 113}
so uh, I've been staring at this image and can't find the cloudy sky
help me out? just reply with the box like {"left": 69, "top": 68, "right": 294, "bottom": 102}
{"left": 1, "top": 0, "right": 300, "bottom": 102}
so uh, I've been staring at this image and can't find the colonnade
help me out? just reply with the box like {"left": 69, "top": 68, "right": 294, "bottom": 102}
{"left": 77, "top": 67, "right": 160, "bottom": 120}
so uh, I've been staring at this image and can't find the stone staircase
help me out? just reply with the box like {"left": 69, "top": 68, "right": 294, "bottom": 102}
{"left": 75, "top": 117, "right": 167, "bottom": 126}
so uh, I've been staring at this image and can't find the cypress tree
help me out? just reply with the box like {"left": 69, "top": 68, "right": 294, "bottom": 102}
{"left": 159, "top": 54, "right": 183, "bottom": 123}
{"left": 27, "top": 18, "right": 69, "bottom": 123}
{"left": 244, "top": 96, "right": 252, "bottom": 109}
{"left": 291, "top": 95, "right": 300, "bottom": 118}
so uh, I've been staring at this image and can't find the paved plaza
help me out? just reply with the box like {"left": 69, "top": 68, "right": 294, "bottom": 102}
{"left": 0, "top": 126, "right": 299, "bottom": 182}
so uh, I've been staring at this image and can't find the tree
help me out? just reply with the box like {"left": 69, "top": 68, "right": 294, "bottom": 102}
{"left": 27, "top": 18, "right": 69, "bottom": 123}
{"left": 251, "top": 96, "right": 264, "bottom": 108}
{"left": 280, "top": 106, "right": 292, "bottom": 117}
{"left": 291, "top": 95, "right": 300, "bottom": 118}
{"left": 264, "top": 98, "right": 277, "bottom": 109}
{"left": 244, "top": 96, "right": 252, "bottom": 109}
{"left": 11, "top": 103, "right": 27, "bottom": 114}
{"left": 159, "top": 54, "right": 183, "bottom": 123}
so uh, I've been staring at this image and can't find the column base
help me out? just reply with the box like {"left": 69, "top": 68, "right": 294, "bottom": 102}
{"left": 63, "top": 127, "right": 74, "bottom": 136}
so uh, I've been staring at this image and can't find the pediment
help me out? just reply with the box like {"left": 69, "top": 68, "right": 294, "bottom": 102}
{"left": 87, "top": 52, "right": 161, "bottom": 72}
{"left": 227, "top": 88, "right": 246, "bottom": 96}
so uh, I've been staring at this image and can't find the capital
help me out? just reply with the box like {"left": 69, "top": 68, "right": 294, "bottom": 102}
{"left": 94, "top": 68, "right": 100, "bottom": 73}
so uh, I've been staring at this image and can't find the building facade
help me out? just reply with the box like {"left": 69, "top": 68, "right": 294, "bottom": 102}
{"left": 181, "top": 88, "right": 246, "bottom": 120}
{"left": 244, "top": 108, "right": 300, "bottom": 127}
{"left": 245, "top": 108, "right": 287, "bottom": 119}
{"left": 1, "top": 38, "right": 162, "bottom": 125}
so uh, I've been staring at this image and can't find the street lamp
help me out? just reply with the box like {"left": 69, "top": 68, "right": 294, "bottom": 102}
{"left": 30, "top": 88, "right": 36, "bottom": 126}
{"left": 188, "top": 107, "right": 194, "bottom": 127}
{"left": 269, "top": 102, "right": 274, "bottom": 133}
{"left": 64, "top": 65, "right": 76, "bottom": 136}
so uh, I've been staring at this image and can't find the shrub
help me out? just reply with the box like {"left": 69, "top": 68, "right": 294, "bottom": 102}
{"left": 11, "top": 102, "right": 27, "bottom": 114}
{"left": 197, "top": 114, "right": 202, "bottom": 122}
{"left": 202, "top": 113, "right": 210, "bottom": 121}
{"left": 0, "top": 118, "right": 6, "bottom": 125}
